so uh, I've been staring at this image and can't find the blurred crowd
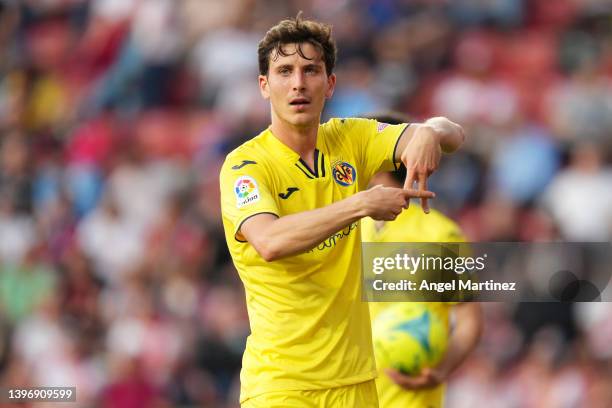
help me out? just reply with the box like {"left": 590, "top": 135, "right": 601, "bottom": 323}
{"left": 0, "top": 0, "right": 611, "bottom": 407}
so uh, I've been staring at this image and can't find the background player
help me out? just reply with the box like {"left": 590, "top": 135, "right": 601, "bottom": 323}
{"left": 219, "top": 15, "right": 465, "bottom": 407}
{"left": 363, "top": 112, "right": 481, "bottom": 408}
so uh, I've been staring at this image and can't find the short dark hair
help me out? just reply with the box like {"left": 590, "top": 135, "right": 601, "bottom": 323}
{"left": 258, "top": 12, "right": 337, "bottom": 76}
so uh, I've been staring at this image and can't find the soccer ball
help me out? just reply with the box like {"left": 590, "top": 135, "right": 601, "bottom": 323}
{"left": 372, "top": 303, "right": 449, "bottom": 375}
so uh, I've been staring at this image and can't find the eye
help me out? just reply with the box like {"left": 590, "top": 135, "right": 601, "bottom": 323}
{"left": 305, "top": 66, "right": 319, "bottom": 75}
{"left": 278, "top": 67, "right": 291, "bottom": 75}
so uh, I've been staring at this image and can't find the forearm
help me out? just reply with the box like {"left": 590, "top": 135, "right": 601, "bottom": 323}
{"left": 438, "top": 303, "right": 482, "bottom": 376}
{"left": 242, "top": 185, "right": 423, "bottom": 261}
{"left": 394, "top": 117, "right": 464, "bottom": 164}
{"left": 255, "top": 194, "right": 366, "bottom": 261}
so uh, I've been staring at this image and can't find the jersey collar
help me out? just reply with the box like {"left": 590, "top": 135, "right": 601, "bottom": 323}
{"left": 263, "top": 128, "right": 326, "bottom": 179}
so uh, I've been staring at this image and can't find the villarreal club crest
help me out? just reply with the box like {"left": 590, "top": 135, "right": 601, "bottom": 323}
{"left": 332, "top": 161, "right": 357, "bottom": 187}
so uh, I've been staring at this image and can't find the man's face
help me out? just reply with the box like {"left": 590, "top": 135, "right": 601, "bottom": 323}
{"left": 259, "top": 42, "right": 336, "bottom": 128}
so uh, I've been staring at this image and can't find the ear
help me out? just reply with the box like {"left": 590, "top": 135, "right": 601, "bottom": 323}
{"left": 259, "top": 75, "right": 270, "bottom": 99}
{"left": 325, "top": 73, "right": 336, "bottom": 99}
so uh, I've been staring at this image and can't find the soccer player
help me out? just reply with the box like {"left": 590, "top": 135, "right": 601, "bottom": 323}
{"left": 219, "top": 15, "right": 465, "bottom": 407}
{"left": 363, "top": 112, "right": 482, "bottom": 408}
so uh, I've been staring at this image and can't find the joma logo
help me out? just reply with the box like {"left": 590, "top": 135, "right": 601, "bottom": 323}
{"left": 278, "top": 187, "right": 299, "bottom": 199}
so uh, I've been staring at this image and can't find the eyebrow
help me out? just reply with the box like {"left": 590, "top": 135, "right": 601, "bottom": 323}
{"left": 275, "top": 63, "right": 323, "bottom": 71}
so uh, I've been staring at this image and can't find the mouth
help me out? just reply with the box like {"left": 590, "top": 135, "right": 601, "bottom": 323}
{"left": 289, "top": 98, "right": 311, "bottom": 109}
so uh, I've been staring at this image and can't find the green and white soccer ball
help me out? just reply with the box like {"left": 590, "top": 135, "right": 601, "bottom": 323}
{"left": 372, "top": 303, "right": 449, "bottom": 375}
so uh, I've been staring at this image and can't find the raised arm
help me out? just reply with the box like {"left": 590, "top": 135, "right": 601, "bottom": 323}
{"left": 240, "top": 185, "right": 434, "bottom": 261}
{"left": 395, "top": 117, "right": 465, "bottom": 159}
{"left": 395, "top": 117, "right": 465, "bottom": 212}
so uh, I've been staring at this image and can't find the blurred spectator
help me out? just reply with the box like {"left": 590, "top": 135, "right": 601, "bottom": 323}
{"left": 190, "top": 7, "right": 260, "bottom": 116}
{"left": 447, "top": 0, "right": 524, "bottom": 28}
{"left": 490, "top": 121, "right": 560, "bottom": 204}
{"left": 431, "top": 31, "right": 520, "bottom": 129}
{"left": 105, "top": 281, "right": 183, "bottom": 386}
{"left": 99, "top": 356, "right": 165, "bottom": 408}
{"left": 0, "top": 246, "right": 56, "bottom": 323}
{"left": 325, "top": 58, "right": 385, "bottom": 117}
{"left": 0, "top": 198, "right": 35, "bottom": 265}
{"left": 0, "top": 133, "right": 32, "bottom": 214}
{"left": 575, "top": 302, "right": 612, "bottom": 361}
{"left": 541, "top": 142, "right": 612, "bottom": 241}
{"left": 76, "top": 191, "right": 143, "bottom": 285}
{"left": 546, "top": 58, "right": 612, "bottom": 146}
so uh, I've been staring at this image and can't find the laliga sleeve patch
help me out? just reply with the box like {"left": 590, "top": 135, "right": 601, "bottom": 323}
{"left": 376, "top": 122, "right": 390, "bottom": 132}
{"left": 234, "top": 176, "right": 261, "bottom": 208}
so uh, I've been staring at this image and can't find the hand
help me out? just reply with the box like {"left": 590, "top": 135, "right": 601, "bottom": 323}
{"left": 384, "top": 366, "right": 448, "bottom": 390}
{"left": 359, "top": 185, "right": 435, "bottom": 221}
{"left": 400, "top": 125, "right": 442, "bottom": 214}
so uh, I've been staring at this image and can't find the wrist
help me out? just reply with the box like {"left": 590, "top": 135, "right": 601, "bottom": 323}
{"left": 423, "top": 117, "right": 464, "bottom": 153}
{"left": 418, "top": 123, "right": 442, "bottom": 147}
{"left": 434, "top": 360, "right": 453, "bottom": 380}
{"left": 350, "top": 191, "right": 370, "bottom": 218}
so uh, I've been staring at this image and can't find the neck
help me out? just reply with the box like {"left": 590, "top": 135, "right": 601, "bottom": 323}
{"left": 269, "top": 114, "right": 319, "bottom": 158}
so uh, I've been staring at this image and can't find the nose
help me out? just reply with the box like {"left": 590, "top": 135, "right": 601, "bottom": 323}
{"left": 292, "top": 71, "right": 306, "bottom": 92}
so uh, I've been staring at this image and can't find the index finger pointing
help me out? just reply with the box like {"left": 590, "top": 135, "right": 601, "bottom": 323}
{"left": 402, "top": 189, "right": 435, "bottom": 199}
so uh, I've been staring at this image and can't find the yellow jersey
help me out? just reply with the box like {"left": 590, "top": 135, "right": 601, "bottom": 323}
{"left": 362, "top": 206, "right": 465, "bottom": 408}
{"left": 220, "top": 118, "right": 409, "bottom": 402}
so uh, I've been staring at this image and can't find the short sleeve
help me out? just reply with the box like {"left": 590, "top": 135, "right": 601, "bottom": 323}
{"left": 219, "top": 153, "right": 279, "bottom": 242}
{"left": 337, "top": 118, "right": 409, "bottom": 187}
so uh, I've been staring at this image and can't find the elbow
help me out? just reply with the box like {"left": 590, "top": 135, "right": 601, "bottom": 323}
{"left": 254, "top": 238, "right": 282, "bottom": 262}
{"left": 240, "top": 217, "right": 284, "bottom": 261}
{"left": 261, "top": 247, "right": 281, "bottom": 262}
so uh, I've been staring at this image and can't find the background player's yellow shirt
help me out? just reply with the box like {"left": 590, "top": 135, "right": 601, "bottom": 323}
{"left": 362, "top": 206, "right": 465, "bottom": 408}
{"left": 220, "top": 118, "right": 408, "bottom": 403}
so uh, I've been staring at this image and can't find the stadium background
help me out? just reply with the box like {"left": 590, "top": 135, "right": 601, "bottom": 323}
{"left": 0, "top": 0, "right": 611, "bottom": 406}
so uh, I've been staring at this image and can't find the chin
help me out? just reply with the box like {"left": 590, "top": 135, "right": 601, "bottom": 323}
{"left": 290, "top": 113, "right": 319, "bottom": 127}
{"left": 292, "top": 118, "right": 315, "bottom": 127}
